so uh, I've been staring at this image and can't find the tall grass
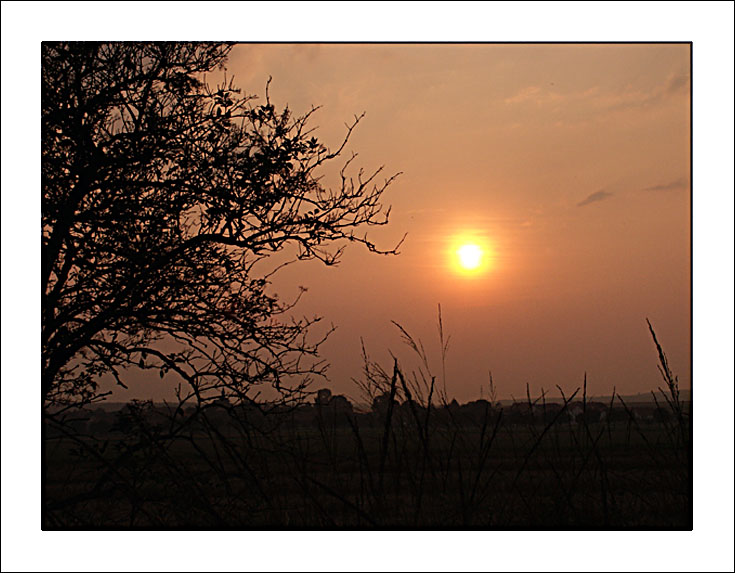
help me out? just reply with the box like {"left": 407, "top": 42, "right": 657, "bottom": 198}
{"left": 43, "top": 317, "right": 691, "bottom": 529}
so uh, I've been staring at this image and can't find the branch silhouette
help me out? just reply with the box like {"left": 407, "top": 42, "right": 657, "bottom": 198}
{"left": 42, "top": 42, "right": 402, "bottom": 408}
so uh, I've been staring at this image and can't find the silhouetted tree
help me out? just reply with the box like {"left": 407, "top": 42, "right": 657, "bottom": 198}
{"left": 42, "top": 42, "right": 401, "bottom": 409}
{"left": 315, "top": 388, "right": 333, "bottom": 405}
{"left": 371, "top": 390, "right": 398, "bottom": 416}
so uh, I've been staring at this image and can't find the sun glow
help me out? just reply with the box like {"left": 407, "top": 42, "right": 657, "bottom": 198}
{"left": 457, "top": 244, "right": 483, "bottom": 270}
{"left": 449, "top": 233, "right": 494, "bottom": 276}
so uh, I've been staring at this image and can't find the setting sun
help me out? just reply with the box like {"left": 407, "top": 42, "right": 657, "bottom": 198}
{"left": 449, "top": 233, "right": 493, "bottom": 275}
{"left": 457, "top": 244, "right": 483, "bottom": 270}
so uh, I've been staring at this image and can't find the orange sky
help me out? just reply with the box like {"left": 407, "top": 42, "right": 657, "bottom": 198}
{"left": 89, "top": 43, "right": 690, "bottom": 403}
{"left": 223, "top": 44, "right": 691, "bottom": 403}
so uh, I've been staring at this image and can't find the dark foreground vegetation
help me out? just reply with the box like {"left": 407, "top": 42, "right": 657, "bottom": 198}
{"left": 44, "top": 326, "right": 690, "bottom": 530}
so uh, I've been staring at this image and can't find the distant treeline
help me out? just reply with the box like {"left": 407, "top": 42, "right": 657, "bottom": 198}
{"left": 48, "top": 387, "right": 683, "bottom": 437}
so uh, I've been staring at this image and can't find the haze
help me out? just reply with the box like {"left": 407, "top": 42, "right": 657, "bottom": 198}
{"left": 116, "top": 43, "right": 691, "bottom": 403}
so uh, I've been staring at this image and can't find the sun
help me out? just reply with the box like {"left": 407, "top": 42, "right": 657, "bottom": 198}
{"left": 457, "top": 243, "right": 483, "bottom": 270}
{"left": 448, "top": 233, "right": 494, "bottom": 276}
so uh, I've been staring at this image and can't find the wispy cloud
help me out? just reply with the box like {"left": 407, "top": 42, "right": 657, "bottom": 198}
{"left": 643, "top": 177, "right": 689, "bottom": 192}
{"left": 504, "top": 86, "right": 543, "bottom": 105}
{"left": 577, "top": 190, "right": 613, "bottom": 207}
{"left": 404, "top": 208, "right": 447, "bottom": 215}
{"left": 606, "top": 72, "right": 689, "bottom": 112}
{"left": 665, "top": 73, "right": 689, "bottom": 96}
{"left": 504, "top": 85, "right": 598, "bottom": 107}
{"left": 504, "top": 72, "right": 689, "bottom": 116}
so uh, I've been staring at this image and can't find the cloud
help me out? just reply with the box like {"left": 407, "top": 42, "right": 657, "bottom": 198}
{"left": 577, "top": 190, "right": 613, "bottom": 207}
{"left": 504, "top": 86, "right": 542, "bottom": 105}
{"left": 606, "top": 72, "right": 690, "bottom": 112}
{"left": 505, "top": 71, "right": 689, "bottom": 117}
{"left": 643, "top": 177, "right": 689, "bottom": 192}
{"left": 504, "top": 85, "right": 598, "bottom": 107}
{"left": 665, "top": 73, "right": 689, "bottom": 95}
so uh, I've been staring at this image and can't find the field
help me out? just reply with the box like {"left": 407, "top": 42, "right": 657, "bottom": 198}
{"left": 43, "top": 389, "right": 691, "bottom": 529}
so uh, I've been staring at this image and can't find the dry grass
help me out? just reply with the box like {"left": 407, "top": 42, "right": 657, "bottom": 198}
{"left": 43, "top": 319, "right": 690, "bottom": 529}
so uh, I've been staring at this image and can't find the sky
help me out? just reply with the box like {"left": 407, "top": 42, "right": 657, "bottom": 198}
{"left": 213, "top": 43, "right": 691, "bottom": 403}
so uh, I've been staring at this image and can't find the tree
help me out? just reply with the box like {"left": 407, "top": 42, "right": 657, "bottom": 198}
{"left": 42, "top": 42, "right": 401, "bottom": 410}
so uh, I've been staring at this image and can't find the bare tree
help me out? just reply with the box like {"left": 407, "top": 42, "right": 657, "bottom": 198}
{"left": 42, "top": 42, "right": 402, "bottom": 411}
